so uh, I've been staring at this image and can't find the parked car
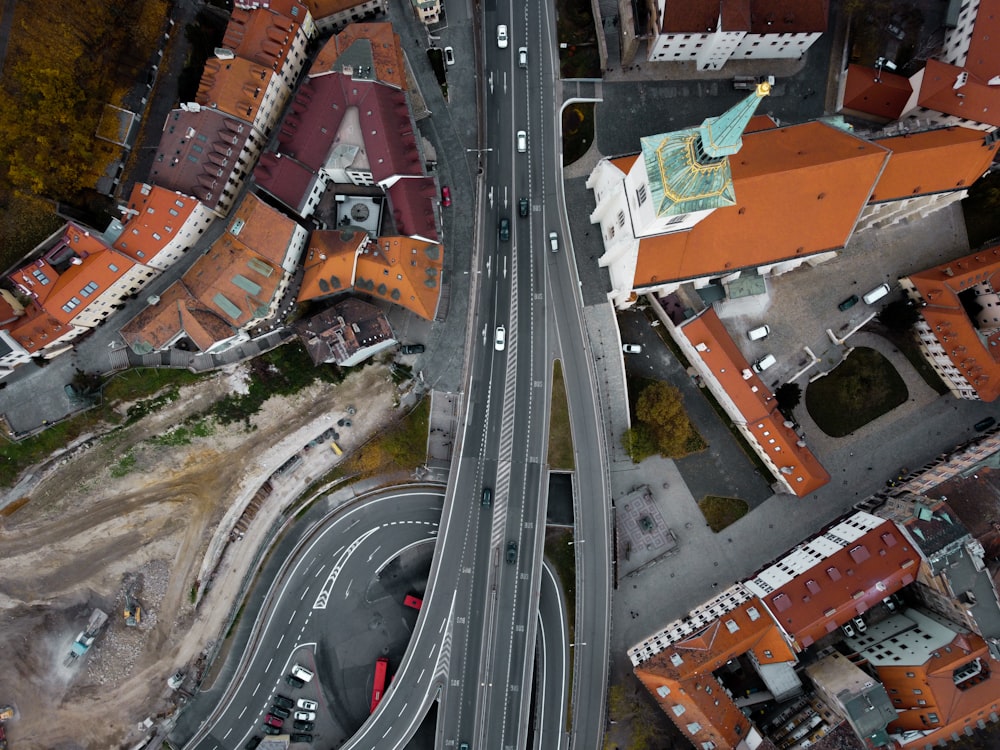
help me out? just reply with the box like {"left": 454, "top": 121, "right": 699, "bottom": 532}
{"left": 290, "top": 733, "right": 313, "bottom": 743}
{"left": 838, "top": 294, "right": 859, "bottom": 311}
{"left": 494, "top": 325, "right": 507, "bottom": 351}
{"left": 245, "top": 737, "right": 262, "bottom": 749}
{"left": 270, "top": 705, "right": 291, "bottom": 719}
{"left": 518, "top": 47, "right": 527, "bottom": 68}
{"left": 444, "top": 46, "right": 455, "bottom": 65}
{"left": 548, "top": 231, "right": 558, "bottom": 252}
{"left": 264, "top": 714, "right": 284, "bottom": 728}
{"left": 297, "top": 699, "right": 318, "bottom": 711}
{"left": 752, "top": 354, "right": 776, "bottom": 373}
{"left": 441, "top": 185, "right": 451, "bottom": 207}
{"left": 262, "top": 725, "right": 281, "bottom": 736}
{"left": 863, "top": 283, "right": 891, "bottom": 304}
{"left": 286, "top": 674, "right": 305, "bottom": 688}
{"left": 975, "top": 416, "right": 996, "bottom": 431}
{"left": 622, "top": 344, "right": 642, "bottom": 354}
{"left": 506, "top": 540, "right": 517, "bottom": 564}
{"left": 519, "top": 197, "right": 529, "bottom": 217}
{"left": 400, "top": 344, "right": 425, "bottom": 355}
{"left": 496, "top": 24, "right": 508, "bottom": 48}
{"left": 293, "top": 720, "right": 315, "bottom": 731}
{"left": 841, "top": 621, "right": 856, "bottom": 638}
{"left": 273, "top": 694, "right": 294, "bottom": 710}
{"left": 294, "top": 711, "right": 316, "bottom": 722}
{"left": 852, "top": 616, "right": 867, "bottom": 634}
{"left": 747, "top": 325, "right": 770, "bottom": 341}
{"left": 499, "top": 217, "right": 510, "bottom": 241}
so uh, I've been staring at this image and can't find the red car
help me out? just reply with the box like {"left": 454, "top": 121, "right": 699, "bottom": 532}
{"left": 441, "top": 185, "right": 451, "bottom": 207}
{"left": 264, "top": 713, "right": 284, "bottom": 728}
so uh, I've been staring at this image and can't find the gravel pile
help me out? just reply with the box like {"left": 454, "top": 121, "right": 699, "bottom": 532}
{"left": 84, "top": 560, "right": 170, "bottom": 687}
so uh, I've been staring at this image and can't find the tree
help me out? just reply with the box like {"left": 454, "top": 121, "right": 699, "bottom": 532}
{"left": 775, "top": 382, "right": 802, "bottom": 414}
{"left": 877, "top": 299, "right": 919, "bottom": 333}
{"left": 635, "top": 381, "right": 694, "bottom": 458}
{"left": 622, "top": 425, "right": 656, "bottom": 464}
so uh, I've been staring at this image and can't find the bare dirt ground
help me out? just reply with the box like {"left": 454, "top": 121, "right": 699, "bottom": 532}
{"left": 0, "top": 363, "right": 400, "bottom": 750}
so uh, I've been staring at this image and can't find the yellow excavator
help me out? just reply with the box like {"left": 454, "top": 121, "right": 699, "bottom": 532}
{"left": 124, "top": 591, "right": 142, "bottom": 627}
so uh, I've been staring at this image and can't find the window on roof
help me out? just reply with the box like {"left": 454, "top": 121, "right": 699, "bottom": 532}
{"left": 636, "top": 184, "right": 648, "bottom": 206}
{"left": 109, "top": 264, "right": 118, "bottom": 272}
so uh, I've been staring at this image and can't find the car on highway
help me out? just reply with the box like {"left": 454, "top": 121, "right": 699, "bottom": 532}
{"left": 293, "top": 719, "right": 315, "bottom": 731}
{"left": 622, "top": 343, "right": 641, "bottom": 354}
{"left": 297, "top": 698, "right": 318, "bottom": 711}
{"left": 499, "top": 217, "right": 510, "bottom": 241}
{"left": 506, "top": 540, "right": 517, "bottom": 564}
{"left": 294, "top": 711, "right": 316, "bottom": 722}
{"left": 264, "top": 713, "right": 284, "bottom": 728}
{"left": 444, "top": 46, "right": 455, "bottom": 65}
{"left": 494, "top": 325, "right": 506, "bottom": 351}
{"left": 273, "top": 695, "right": 294, "bottom": 709}
{"left": 270, "top": 705, "right": 291, "bottom": 719}
{"left": 519, "top": 197, "right": 529, "bottom": 217}
{"left": 549, "top": 231, "right": 558, "bottom": 252}
{"left": 441, "top": 185, "right": 451, "bottom": 206}
{"left": 496, "top": 24, "right": 508, "bottom": 48}
{"left": 516, "top": 130, "right": 527, "bottom": 152}
{"left": 400, "top": 344, "right": 425, "bottom": 355}
{"left": 482, "top": 486, "right": 492, "bottom": 507}
{"left": 290, "top": 734, "right": 313, "bottom": 744}
{"left": 460, "top": 743, "right": 470, "bottom": 750}
{"left": 838, "top": 294, "right": 859, "bottom": 311}
{"left": 518, "top": 47, "right": 527, "bottom": 67}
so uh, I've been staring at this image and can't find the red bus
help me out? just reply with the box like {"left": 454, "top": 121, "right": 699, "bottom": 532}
{"left": 403, "top": 594, "right": 423, "bottom": 610}
{"left": 370, "top": 657, "right": 389, "bottom": 714}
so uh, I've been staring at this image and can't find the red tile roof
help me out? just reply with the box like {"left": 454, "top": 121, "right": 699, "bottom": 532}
{"left": 870, "top": 127, "right": 998, "bottom": 203}
{"left": 386, "top": 178, "right": 439, "bottom": 242}
{"left": 746, "top": 515, "right": 917, "bottom": 650}
{"left": 661, "top": 0, "right": 735, "bottom": 33}
{"left": 633, "top": 121, "right": 889, "bottom": 285}
{"left": 119, "top": 280, "right": 235, "bottom": 353}
{"left": 916, "top": 59, "right": 1000, "bottom": 130}
{"left": 841, "top": 63, "right": 912, "bottom": 121}
{"left": 747, "top": 0, "right": 828, "bottom": 34}
{"left": 222, "top": 4, "right": 302, "bottom": 73}
{"left": 679, "top": 309, "right": 829, "bottom": 496}
{"left": 961, "top": 1, "right": 1000, "bottom": 83}
{"left": 659, "top": 0, "right": 826, "bottom": 34}
{"left": 905, "top": 245, "right": 1000, "bottom": 401}
{"left": 196, "top": 56, "right": 278, "bottom": 126}
{"left": 253, "top": 151, "right": 321, "bottom": 214}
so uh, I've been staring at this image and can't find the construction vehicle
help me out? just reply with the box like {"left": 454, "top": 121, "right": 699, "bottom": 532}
{"left": 65, "top": 608, "right": 108, "bottom": 666}
{"left": 123, "top": 591, "right": 142, "bottom": 627}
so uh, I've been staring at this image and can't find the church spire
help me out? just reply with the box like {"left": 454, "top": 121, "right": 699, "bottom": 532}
{"left": 639, "top": 82, "right": 771, "bottom": 218}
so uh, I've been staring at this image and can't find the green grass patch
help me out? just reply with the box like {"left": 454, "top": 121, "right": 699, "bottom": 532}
{"left": 698, "top": 495, "right": 749, "bottom": 532}
{"left": 548, "top": 361, "right": 574, "bottom": 469}
{"left": 806, "top": 347, "right": 908, "bottom": 437}
{"left": 147, "top": 418, "right": 214, "bottom": 447}
{"left": 110, "top": 450, "right": 137, "bottom": 478}
{"left": 340, "top": 398, "right": 429, "bottom": 479}
{"left": 562, "top": 103, "right": 594, "bottom": 167}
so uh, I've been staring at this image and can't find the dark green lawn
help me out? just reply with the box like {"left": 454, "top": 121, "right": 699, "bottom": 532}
{"left": 806, "top": 347, "right": 908, "bottom": 437}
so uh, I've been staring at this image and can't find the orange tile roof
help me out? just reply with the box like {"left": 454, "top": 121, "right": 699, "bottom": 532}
{"left": 5, "top": 305, "right": 68, "bottom": 354}
{"left": 222, "top": 4, "right": 302, "bottom": 72}
{"left": 747, "top": 0, "right": 828, "bottom": 34}
{"left": 871, "top": 126, "right": 998, "bottom": 202}
{"left": 905, "top": 245, "right": 1000, "bottom": 401}
{"left": 744, "top": 114, "right": 780, "bottom": 133}
{"left": 748, "top": 518, "right": 917, "bottom": 650}
{"left": 633, "top": 598, "right": 795, "bottom": 748}
{"left": 841, "top": 63, "right": 912, "bottom": 120}
{"left": 225, "top": 193, "right": 300, "bottom": 267}
{"left": 195, "top": 56, "right": 278, "bottom": 125}
{"left": 309, "top": 23, "right": 407, "bottom": 90}
{"left": 633, "top": 121, "right": 889, "bottom": 285}
{"left": 119, "top": 280, "right": 235, "bottom": 353}
{"left": 113, "top": 183, "right": 201, "bottom": 264}
{"left": 355, "top": 236, "right": 442, "bottom": 320}
{"left": 917, "top": 59, "right": 1000, "bottom": 129}
{"left": 302, "top": 0, "right": 358, "bottom": 15}
{"left": 679, "top": 309, "right": 829, "bottom": 496}
{"left": 297, "top": 229, "right": 366, "bottom": 300}
{"left": 961, "top": 2, "right": 1000, "bottom": 83}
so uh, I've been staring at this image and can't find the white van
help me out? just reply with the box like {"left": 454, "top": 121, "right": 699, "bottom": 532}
{"left": 290, "top": 664, "right": 314, "bottom": 683}
{"left": 516, "top": 130, "right": 527, "bottom": 152}
{"left": 747, "top": 324, "right": 770, "bottom": 341}
{"left": 863, "top": 283, "right": 891, "bottom": 305}
{"left": 752, "top": 354, "right": 776, "bottom": 373}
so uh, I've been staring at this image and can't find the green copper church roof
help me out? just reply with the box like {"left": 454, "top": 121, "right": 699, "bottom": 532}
{"left": 641, "top": 83, "right": 771, "bottom": 218}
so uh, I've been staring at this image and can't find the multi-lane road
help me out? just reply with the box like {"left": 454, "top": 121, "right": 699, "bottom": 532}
{"left": 183, "top": 0, "right": 612, "bottom": 747}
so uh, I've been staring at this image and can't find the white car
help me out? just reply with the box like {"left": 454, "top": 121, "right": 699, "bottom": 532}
{"left": 497, "top": 24, "right": 508, "bottom": 48}
{"left": 516, "top": 130, "right": 527, "bottom": 152}
{"left": 622, "top": 344, "right": 642, "bottom": 354}
{"left": 294, "top": 711, "right": 316, "bottom": 722}
{"left": 290, "top": 664, "right": 314, "bottom": 683}
{"left": 444, "top": 46, "right": 455, "bottom": 66}
{"left": 495, "top": 325, "right": 506, "bottom": 351}
{"left": 296, "top": 699, "right": 318, "bottom": 711}
{"left": 548, "top": 231, "right": 558, "bottom": 252}
{"left": 518, "top": 46, "right": 527, "bottom": 68}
